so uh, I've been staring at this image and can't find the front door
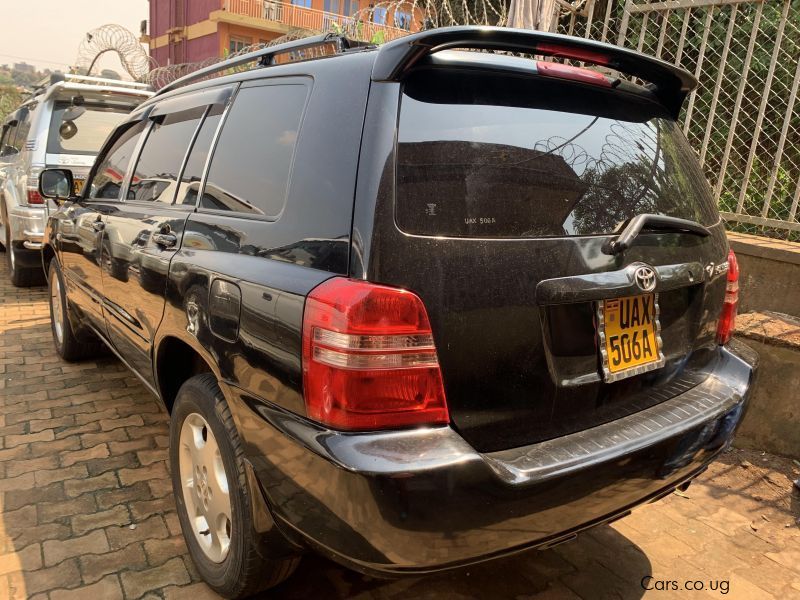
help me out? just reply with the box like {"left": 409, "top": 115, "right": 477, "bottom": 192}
{"left": 58, "top": 120, "right": 148, "bottom": 328}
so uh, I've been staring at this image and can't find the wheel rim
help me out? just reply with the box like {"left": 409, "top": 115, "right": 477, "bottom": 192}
{"left": 50, "top": 271, "right": 64, "bottom": 344}
{"left": 179, "top": 412, "right": 233, "bottom": 563}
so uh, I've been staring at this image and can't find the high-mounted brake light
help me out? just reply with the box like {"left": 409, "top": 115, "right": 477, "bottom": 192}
{"left": 302, "top": 278, "right": 449, "bottom": 431}
{"left": 536, "top": 61, "right": 611, "bottom": 87}
{"left": 535, "top": 43, "right": 611, "bottom": 66}
{"left": 716, "top": 250, "right": 739, "bottom": 345}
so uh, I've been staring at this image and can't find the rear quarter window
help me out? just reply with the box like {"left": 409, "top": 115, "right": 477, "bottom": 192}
{"left": 396, "top": 69, "right": 718, "bottom": 238}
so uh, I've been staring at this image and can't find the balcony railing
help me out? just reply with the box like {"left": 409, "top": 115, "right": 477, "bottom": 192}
{"left": 223, "top": 0, "right": 412, "bottom": 42}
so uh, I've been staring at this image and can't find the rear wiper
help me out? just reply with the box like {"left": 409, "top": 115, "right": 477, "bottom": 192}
{"left": 603, "top": 214, "right": 710, "bottom": 255}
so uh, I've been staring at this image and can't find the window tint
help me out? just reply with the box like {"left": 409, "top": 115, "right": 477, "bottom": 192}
{"left": 175, "top": 105, "right": 224, "bottom": 206}
{"left": 89, "top": 121, "right": 147, "bottom": 200}
{"left": 15, "top": 107, "right": 33, "bottom": 152}
{"left": 47, "top": 103, "right": 129, "bottom": 156}
{"left": 397, "top": 70, "right": 718, "bottom": 238}
{"left": 128, "top": 107, "right": 204, "bottom": 203}
{"left": 201, "top": 84, "right": 307, "bottom": 217}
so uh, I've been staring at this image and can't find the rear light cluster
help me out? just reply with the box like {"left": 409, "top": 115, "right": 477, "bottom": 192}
{"left": 26, "top": 170, "right": 44, "bottom": 205}
{"left": 302, "top": 278, "right": 449, "bottom": 431}
{"left": 716, "top": 250, "right": 739, "bottom": 345}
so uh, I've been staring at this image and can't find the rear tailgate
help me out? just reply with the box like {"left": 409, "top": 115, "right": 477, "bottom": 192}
{"left": 364, "top": 54, "right": 730, "bottom": 453}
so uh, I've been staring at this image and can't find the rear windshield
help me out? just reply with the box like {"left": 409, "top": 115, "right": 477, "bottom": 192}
{"left": 47, "top": 102, "right": 129, "bottom": 156}
{"left": 396, "top": 69, "right": 718, "bottom": 238}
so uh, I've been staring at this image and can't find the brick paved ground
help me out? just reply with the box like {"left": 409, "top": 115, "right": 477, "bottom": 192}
{"left": 1, "top": 252, "right": 799, "bottom": 600}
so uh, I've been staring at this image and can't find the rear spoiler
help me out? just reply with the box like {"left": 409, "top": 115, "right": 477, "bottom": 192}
{"left": 372, "top": 26, "right": 697, "bottom": 118}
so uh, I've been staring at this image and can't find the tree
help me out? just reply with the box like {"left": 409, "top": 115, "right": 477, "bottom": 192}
{"left": 0, "top": 85, "right": 21, "bottom": 122}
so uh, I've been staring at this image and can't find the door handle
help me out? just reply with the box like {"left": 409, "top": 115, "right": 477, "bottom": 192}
{"left": 153, "top": 232, "right": 178, "bottom": 248}
{"left": 92, "top": 221, "right": 105, "bottom": 232}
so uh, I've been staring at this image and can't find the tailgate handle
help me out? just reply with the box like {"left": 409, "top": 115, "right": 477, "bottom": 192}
{"left": 603, "top": 214, "right": 710, "bottom": 255}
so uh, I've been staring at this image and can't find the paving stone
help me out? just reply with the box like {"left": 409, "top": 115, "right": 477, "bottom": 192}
{"left": 0, "top": 543, "right": 42, "bottom": 576}
{"left": 50, "top": 574, "right": 124, "bottom": 600}
{"left": 24, "top": 559, "right": 81, "bottom": 596}
{"left": 39, "top": 494, "right": 97, "bottom": 524}
{"left": 60, "top": 443, "right": 110, "bottom": 467}
{"left": 72, "top": 505, "right": 131, "bottom": 536}
{"left": 143, "top": 536, "right": 188, "bottom": 567}
{"left": 120, "top": 557, "right": 191, "bottom": 599}
{"left": 106, "top": 515, "right": 169, "bottom": 551}
{"left": 5, "top": 455, "right": 58, "bottom": 477}
{"left": 162, "top": 582, "right": 224, "bottom": 600}
{"left": 118, "top": 462, "right": 169, "bottom": 486}
{"left": 96, "top": 482, "right": 153, "bottom": 510}
{"left": 43, "top": 530, "right": 110, "bottom": 567}
{"left": 35, "top": 464, "right": 88, "bottom": 487}
{"left": 80, "top": 544, "right": 148, "bottom": 585}
{"left": 64, "top": 471, "right": 118, "bottom": 498}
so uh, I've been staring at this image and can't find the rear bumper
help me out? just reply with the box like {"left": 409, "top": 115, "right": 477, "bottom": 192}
{"left": 227, "top": 340, "right": 757, "bottom": 575}
{"left": 9, "top": 205, "right": 46, "bottom": 250}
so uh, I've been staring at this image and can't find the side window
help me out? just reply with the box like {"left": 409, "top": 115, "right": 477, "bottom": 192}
{"left": 201, "top": 84, "right": 308, "bottom": 217}
{"left": 15, "top": 107, "right": 32, "bottom": 152}
{"left": 175, "top": 104, "right": 224, "bottom": 206}
{"left": 127, "top": 107, "right": 205, "bottom": 203}
{"left": 89, "top": 121, "right": 147, "bottom": 200}
{"left": 1, "top": 119, "right": 19, "bottom": 157}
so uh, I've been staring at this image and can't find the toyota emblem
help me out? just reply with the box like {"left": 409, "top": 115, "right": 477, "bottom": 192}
{"left": 634, "top": 265, "right": 657, "bottom": 292}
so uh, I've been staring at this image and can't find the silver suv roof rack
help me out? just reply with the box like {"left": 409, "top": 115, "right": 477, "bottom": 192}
{"left": 56, "top": 73, "right": 151, "bottom": 90}
{"left": 156, "top": 33, "right": 363, "bottom": 96}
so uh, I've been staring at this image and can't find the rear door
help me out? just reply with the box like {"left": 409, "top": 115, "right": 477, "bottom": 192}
{"left": 100, "top": 89, "right": 231, "bottom": 384}
{"left": 365, "top": 65, "right": 730, "bottom": 452}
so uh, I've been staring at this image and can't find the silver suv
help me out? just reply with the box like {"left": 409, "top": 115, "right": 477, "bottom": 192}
{"left": 0, "top": 73, "right": 151, "bottom": 286}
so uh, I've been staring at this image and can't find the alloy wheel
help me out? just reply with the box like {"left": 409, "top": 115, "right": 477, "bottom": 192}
{"left": 178, "top": 412, "right": 233, "bottom": 563}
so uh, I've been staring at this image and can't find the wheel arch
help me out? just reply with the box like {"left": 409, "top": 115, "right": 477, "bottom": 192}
{"left": 154, "top": 334, "right": 219, "bottom": 413}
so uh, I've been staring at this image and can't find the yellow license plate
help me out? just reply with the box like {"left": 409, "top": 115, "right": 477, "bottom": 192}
{"left": 74, "top": 179, "right": 85, "bottom": 195}
{"left": 598, "top": 294, "right": 664, "bottom": 381}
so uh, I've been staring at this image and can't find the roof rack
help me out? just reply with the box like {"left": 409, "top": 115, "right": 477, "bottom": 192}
{"left": 56, "top": 73, "right": 151, "bottom": 90}
{"left": 156, "top": 33, "right": 360, "bottom": 96}
{"left": 26, "top": 72, "right": 152, "bottom": 101}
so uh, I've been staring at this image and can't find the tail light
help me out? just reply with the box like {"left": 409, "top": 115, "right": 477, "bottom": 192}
{"left": 302, "top": 278, "right": 449, "bottom": 431}
{"left": 26, "top": 171, "right": 44, "bottom": 204}
{"left": 716, "top": 250, "right": 739, "bottom": 345}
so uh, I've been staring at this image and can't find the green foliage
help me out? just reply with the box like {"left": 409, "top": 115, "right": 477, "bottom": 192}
{"left": 0, "top": 85, "right": 22, "bottom": 122}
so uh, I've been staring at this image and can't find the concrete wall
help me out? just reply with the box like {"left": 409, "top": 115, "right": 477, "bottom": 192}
{"left": 728, "top": 232, "right": 800, "bottom": 318}
{"left": 734, "top": 312, "right": 800, "bottom": 459}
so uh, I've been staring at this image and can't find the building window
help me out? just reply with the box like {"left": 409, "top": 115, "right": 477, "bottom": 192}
{"left": 229, "top": 36, "right": 252, "bottom": 55}
{"left": 291, "top": 0, "right": 312, "bottom": 7}
{"left": 344, "top": 0, "right": 359, "bottom": 15}
{"left": 373, "top": 7, "right": 387, "bottom": 23}
{"left": 394, "top": 10, "right": 411, "bottom": 30}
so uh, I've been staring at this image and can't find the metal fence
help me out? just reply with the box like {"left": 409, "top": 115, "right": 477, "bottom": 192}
{"left": 556, "top": 0, "right": 800, "bottom": 240}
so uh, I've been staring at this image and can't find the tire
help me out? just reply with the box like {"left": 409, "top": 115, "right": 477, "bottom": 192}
{"left": 3, "top": 205, "right": 43, "bottom": 287}
{"left": 170, "top": 374, "right": 300, "bottom": 598}
{"left": 47, "top": 259, "right": 105, "bottom": 361}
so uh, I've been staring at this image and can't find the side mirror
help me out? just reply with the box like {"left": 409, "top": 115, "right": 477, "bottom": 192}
{"left": 39, "top": 168, "right": 75, "bottom": 205}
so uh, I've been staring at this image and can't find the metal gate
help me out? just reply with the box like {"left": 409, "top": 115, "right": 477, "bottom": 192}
{"left": 557, "top": 0, "right": 800, "bottom": 240}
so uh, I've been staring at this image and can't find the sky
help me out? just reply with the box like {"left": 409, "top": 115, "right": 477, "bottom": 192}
{"left": 0, "top": 0, "right": 149, "bottom": 78}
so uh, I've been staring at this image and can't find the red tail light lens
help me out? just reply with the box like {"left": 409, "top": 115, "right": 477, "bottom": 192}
{"left": 27, "top": 189, "right": 44, "bottom": 205}
{"left": 302, "top": 278, "right": 449, "bottom": 431}
{"left": 716, "top": 250, "right": 739, "bottom": 345}
{"left": 536, "top": 61, "right": 611, "bottom": 87}
{"left": 534, "top": 43, "right": 610, "bottom": 66}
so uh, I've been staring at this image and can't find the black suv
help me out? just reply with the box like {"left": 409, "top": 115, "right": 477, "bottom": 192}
{"left": 40, "top": 27, "right": 757, "bottom": 599}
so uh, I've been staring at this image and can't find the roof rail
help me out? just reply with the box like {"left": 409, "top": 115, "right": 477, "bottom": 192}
{"left": 59, "top": 74, "right": 151, "bottom": 90}
{"left": 156, "top": 33, "right": 358, "bottom": 96}
{"left": 372, "top": 26, "right": 698, "bottom": 118}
